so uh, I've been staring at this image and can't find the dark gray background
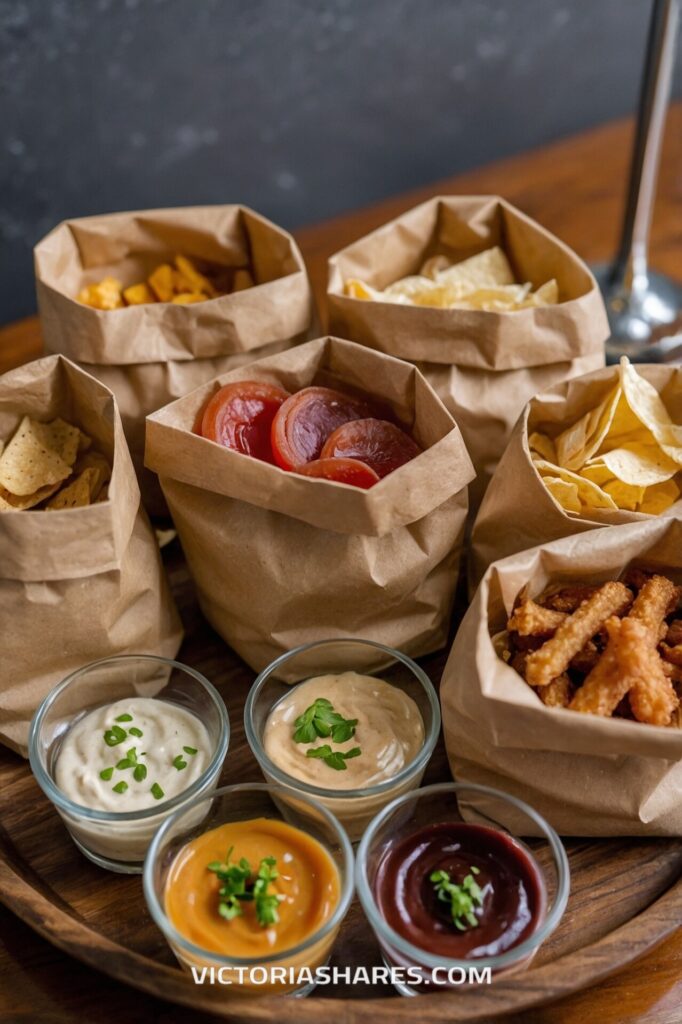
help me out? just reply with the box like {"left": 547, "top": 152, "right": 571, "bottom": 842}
{"left": 2, "top": 0, "right": 680, "bottom": 324}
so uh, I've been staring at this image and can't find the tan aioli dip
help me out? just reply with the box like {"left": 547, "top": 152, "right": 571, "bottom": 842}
{"left": 262, "top": 672, "right": 424, "bottom": 838}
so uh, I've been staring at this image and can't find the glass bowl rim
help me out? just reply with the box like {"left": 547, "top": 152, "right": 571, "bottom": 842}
{"left": 355, "top": 780, "right": 570, "bottom": 972}
{"left": 142, "top": 780, "right": 355, "bottom": 966}
{"left": 244, "top": 637, "right": 441, "bottom": 800}
{"left": 28, "top": 653, "right": 230, "bottom": 823}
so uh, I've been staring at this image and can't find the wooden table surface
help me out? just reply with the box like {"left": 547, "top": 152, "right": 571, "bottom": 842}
{"left": 1, "top": 106, "right": 681, "bottom": 1024}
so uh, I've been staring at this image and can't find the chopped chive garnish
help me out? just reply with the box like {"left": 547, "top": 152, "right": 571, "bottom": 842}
{"left": 116, "top": 758, "right": 131, "bottom": 770}
{"left": 151, "top": 782, "right": 164, "bottom": 800}
{"left": 129, "top": 727, "right": 143, "bottom": 737}
{"left": 112, "top": 781, "right": 128, "bottom": 794}
{"left": 133, "top": 763, "right": 147, "bottom": 782}
{"left": 172, "top": 755, "right": 187, "bottom": 771}
{"left": 99, "top": 767, "right": 114, "bottom": 781}
{"left": 103, "top": 725, "right": 127, "bottom": 746}
{"left": 114, "top": 713, "right": 133, "bottom": 722}
{"left": 183, "top": 746, "right": 197, "bottom": 755}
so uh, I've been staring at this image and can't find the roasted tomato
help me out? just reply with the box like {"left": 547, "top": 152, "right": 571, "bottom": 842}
{"left": 296, "top": 457, "right": 380, "bottom": 488}
{"left": 271, "top": 386, "right": 373, "bottom": 470}
{"left": 200, "top": 380, "right": 290, "bottom": 463}
{"left": 320, "top": 418, "right": 421, "bottom": 478}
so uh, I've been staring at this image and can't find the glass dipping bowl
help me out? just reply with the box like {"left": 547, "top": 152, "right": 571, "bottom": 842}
{"left": 28, "top": 654, "right": 229, "bottom": 873}
{"left": 244, "top": 638, "right": 440, "bottom": 841}
{"left": 143, "top": 782, "right": 354, "bottom": 997}
{"left": 356, "top": 782, "right": 570, "bottom": 995}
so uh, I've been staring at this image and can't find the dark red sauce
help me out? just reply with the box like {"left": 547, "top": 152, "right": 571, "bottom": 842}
{"left": 374, "top": 822, "right": 546, "bottom": 959}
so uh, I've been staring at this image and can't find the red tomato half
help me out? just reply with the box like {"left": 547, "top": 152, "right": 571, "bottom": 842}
{"left": 296, "top": 457, "right": 380, "bottom": 489}
{"left": 200, "top": 381, "right": 290, "bottom": 463}
{"left": 320, "top": 418, "right": 421, "bottom": 478}
{"left": 271, "top": 386, "right": 373, "bottom": 470}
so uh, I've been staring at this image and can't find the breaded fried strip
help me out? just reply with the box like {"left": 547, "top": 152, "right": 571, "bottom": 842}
{"left": 661, "top": 643, "right": 682, "bottom": 668}
{"left": 538, "top": 673, "right": 573, "bottom": 708}
{"left": 507, "top": 601, "right": 566, "bottom": 637}
{"left": 526, "top": 582, "right": 632, "bottom": 688}
{"left": 570, "top": 640, "right": 600, "bottom": 675}
{"left": 569, "top": 618, "right": 628, "bottom": 716}
{"left": 619, "top": 618, "right": 678, "bottom": 726}
{"left": 666, "top": 620, "right": 682, "bottom": 646}
{"left": 540, "top": 585, "right": 600, "bottom": 613}
{"left": 629, "top": 575, "right": 678, "bottom": 644}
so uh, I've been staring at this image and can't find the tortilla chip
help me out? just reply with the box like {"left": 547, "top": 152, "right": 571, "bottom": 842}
{"left": 579, "top": 462, "right": 614, "bottom": 486}
{"left": 533, "top": 457, "right": 618, "bottom": 510}
{"left": 45, "top": 468, "right": 97, "bottom": 510}
{"left": 602, "top": 479, "right": 645, "bottom": 512}
{"left": 528, "top": 431, "right": 557, "bottom": 463}
{"left": 419, "top": 254, "right": 451, "bottom": 279}
{"left": 555, "top": 385, "right": 621, "bottom": 470}
{"left": 619, "top": 357, "right": 682, "bottom": 465}
{"left": 345, "top": 278, "right": 382, "bottom": 301}
{"left": 542, "top": 476, "right": 582, "bottom": 513}
{"left": 74, "top": 450, "right": 112, "bottom": 500}
{"left": 436, "top": 246, "right": 515, "bottom": 289}
{"left": 638, "top": 478, "right": 680, "bottom": 515}
{"left": 0, "top": 481, "right": 60, "bottom": 511}
{"left": 597, "top": 443, "right": 679, "bottom": 487}
{"left": 0, "top": 417, "right": 72, "bottom": 495}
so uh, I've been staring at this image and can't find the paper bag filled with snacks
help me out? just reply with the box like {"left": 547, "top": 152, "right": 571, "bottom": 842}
{"left": 35, "top": 206, "right": 316, "bottom": 513}
{"left": 471, "top": 359, "right": 682, "bottom": 590}
{"left": 145, "top": 336, "right": 474, "bottom": 672}
{"left": 441, "top": 516, "right": 682, "bottom": 836}
{"left": 0, "top": 355, "right": 183, "bottom": 755}
{"left": 327, "top": 195, "right": 607, "bottom": 511}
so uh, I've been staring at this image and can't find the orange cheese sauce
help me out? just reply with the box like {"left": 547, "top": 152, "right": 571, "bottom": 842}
{"left": 164, "top": 817, "right": 340, "bottom": 957}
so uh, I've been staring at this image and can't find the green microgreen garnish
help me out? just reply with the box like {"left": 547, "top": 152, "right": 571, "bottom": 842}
{"left": 207, "top": 848, "right": 283, "bottom": 927}
{"left": 99, "top": 767, "right": 114, "bottom": 781}
{"left": 430, "top": 866, "right": 483, "bottom": 931}
{"left": 133, "top": 763, "right": 147, "bottom": 782}
{"left": 172, "top": 754, "right": 187, "bottom": 771}
{"left": 129, "top": 727, "right": 143, "bottom": 737}
{"left": 183, "top": 746, "right": 197, "bottom": 755}
{"left": 114, "top": 713, "right": 133, "bottom": 722}
{"left": 151, "top": 782, "right": 164, "bottom": 800}
{"left": 112, "top": 780, "right": 128, "bottom": 794}
{"left": 103, "top": 725, "right": 127, "bottom": 746}
{"left": 305, "top": 744, "right": 362, "bottom": 771}
{"left": 293, "top": 698, "right": 358, "bottom": 745}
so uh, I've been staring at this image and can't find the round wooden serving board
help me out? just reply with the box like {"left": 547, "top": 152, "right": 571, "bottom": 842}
{"left": 0, "top": 540, "right": 681, "bottom": 1023}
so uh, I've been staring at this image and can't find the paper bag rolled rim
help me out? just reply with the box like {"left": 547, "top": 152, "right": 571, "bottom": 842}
{"left": 35, "top": 205, "right": 314, "bottom": 365}
{"left": 145, "top": 336, "right": 476, "bottom": 537}
{"left": 327, "top": 194, "right": 609, "bottom": 369}
{"left": 465, "top": 515, "right": 682, "bottom": 762}
{"left": 0, "top": 355, "right": 140, "bottom": 582}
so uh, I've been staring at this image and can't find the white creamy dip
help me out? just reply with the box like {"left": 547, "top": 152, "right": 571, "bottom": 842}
{"left": 56, "top": 697, "right": 211, "bottom": 813}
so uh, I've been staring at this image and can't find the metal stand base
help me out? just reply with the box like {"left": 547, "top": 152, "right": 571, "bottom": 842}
{"left": 592, "top": 263, "right": 682, "bottom": 364}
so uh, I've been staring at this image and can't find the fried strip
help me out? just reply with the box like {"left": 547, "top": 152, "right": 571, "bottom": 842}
{"left": 570, "top": 639, "right": 601, "bottom": 675}
{"left": 569, "top": 618, "right": 627, "bottom": 716}
{"left": 666, "top": 620, "right": 682, "bottom": 646}
{"left": 507, "top": 600, "right": 566, "bottom": 637}
{"left": 540, "top": 585, "right": 600, "bottom": 613}
{"left": 661, "top": 643, "right": 682, "bottom": 668}
{"left": 538, "top": 673, "right": 573, "bottom": 708}
{"left": 628, "top": 575, "right": 678, "bottom": 643}
{"left": 525, "top": 582, "right": 632, "bottom": 688}
{"left": 619, "top": 618, "right": 678, "bottom": 726}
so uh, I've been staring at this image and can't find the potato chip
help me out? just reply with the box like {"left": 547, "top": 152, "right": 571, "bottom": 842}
{"left": 78, "top": 276, "right": 123, "bottom": 310}
{"left": 384, "top": 276, "right": 442, "bottom": 301}
{"left": 0, "top": 417, "right": 72, "bottom": 496}
{"left": 554, "top": 385, "right": 621, "bottom": 470}
{"left": 596, "top": 443, "right": 679, "bottom": 487}
{"left": 542, "top": 476, "right": 582, "bottom": 513}
{"left": 528, "top": 431, "right": 557, "bottom": 463}
{"left": 620, "top": 356, "right": 682, "bottom": 465}
{"left": 45, "top": 468, "right": 98, "bottom": 510}
{"left": 148, "top": 264, "right": 175, "bottom": 303}
{"left": 638, "top": 479, "right": 681, "bottom": 515}
{"left": 123, "top": 283, "right": 155, "bottom": 305}
{"left": 533, "top": 457, "right": 618, "bottom": 510}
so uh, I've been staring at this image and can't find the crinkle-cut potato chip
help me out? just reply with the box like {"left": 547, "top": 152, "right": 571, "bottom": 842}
{"left": 435, "top": 246, "right": 515, "bottom": 289}
{"left": 619, "top": 356, "right": 682, "bottom": 465}
{"left": 555, "top": 385, "right": 621, "bottom": 470}
{"left": 45, "top": 468, "right": 98, "bottom": 510}
{"left": 0, "top": 417, "right": 73, "bottom": 496}
{"left": 528, "top": 431, "right": 557, "bottom": 463}
{"left": 0, "top": 481, "right": 60, "bottom": 511}
{"left": 77, "top": 276, "right": 123, "bottom": 310}
{"left": 639, "top": 478, "right": 681, "bottom": 515}
{"left": 596, "top": 443, "right": 680, "bottom": 487}
{"left": 123, "top": 283, "right": 155, "bottom": 306}
{"left": 542, "top": 476, "right": 582, "bottom": 513}
{"left": 533, "top": 457, "right": 618, "bottom": 511}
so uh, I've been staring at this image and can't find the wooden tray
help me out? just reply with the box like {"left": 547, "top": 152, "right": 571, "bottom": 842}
{"left": 1, "top": 540, "right": 681, "bottom": 1024}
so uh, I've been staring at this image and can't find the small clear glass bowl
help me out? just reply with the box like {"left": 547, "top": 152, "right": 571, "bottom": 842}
{"left": 356, "top": 782, "right": 570, "bottom": 995}
{"left": 143, "top": 781, "right": 354, "bottom": 997}
{"left": 244, "top": 638, "right": 441, "bottom": 842}
{"left": 28, "top": 654, "right": 229, "bottom": 874}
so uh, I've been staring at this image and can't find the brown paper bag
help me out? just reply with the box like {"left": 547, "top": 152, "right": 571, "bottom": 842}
{"left": 35, "top": 206, "right": 317, "bottom": 514}
{"left": 327, "top": 195, "right": 608, "bottom": 511}
{"left": 441, "top": 516, "right": 682, "bottom": 836}
{"left": 471, "top": 362, "right": 682, "bottom": 590}
{"left": 145, "top": 336, "right": 475, "bottom": 673}
{"left": 0, "top": 355, "right": 183, "bottom": 756}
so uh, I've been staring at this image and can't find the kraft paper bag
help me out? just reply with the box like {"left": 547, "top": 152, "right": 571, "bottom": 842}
{"left": 327, "top": 195, "right": 608, "bottom": 511}
{"left": 441, "top": 517, "right": 682, "bottom": 837}
{"left": 35, "top": 205, "right": 316, "bottom": 514}
{"left": 145, "top": 336, "right": 475, "bottom": 673}
{"left": 0, "top": 355, "right": 183, "bottom": 756}
{"left": 471, "top": 362, "right": 682, "bottom": 590}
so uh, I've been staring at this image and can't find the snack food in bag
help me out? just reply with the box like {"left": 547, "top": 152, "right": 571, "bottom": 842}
{"left": 35, "top": 206, "right": 316, "bottom": 513}
{"left": 328, "top": 195, "right": 608, "bottom": 510}
{"left": 0, "top": 355, "right": 183, "bottom": 755}
{"left": 471, "top": 361, "right": 682, "bottom": 590}
{"left": 145, "top": 337, "right": 475, "bottom": 673}
{"left": 441, "top": 516, "right": 682, "bottom": 836}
